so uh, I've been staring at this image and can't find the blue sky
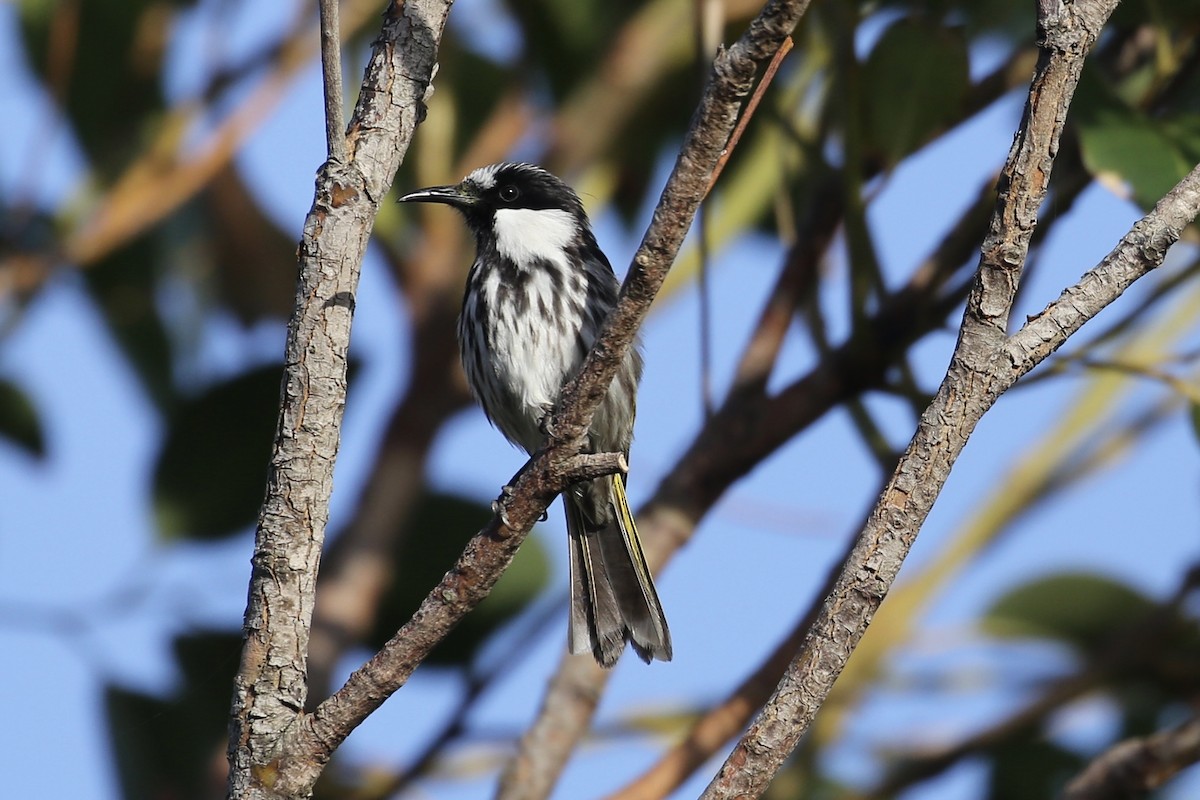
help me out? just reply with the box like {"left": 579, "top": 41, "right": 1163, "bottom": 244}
{"left": 2, "top": 1, "right": 1199, "bottom": 799}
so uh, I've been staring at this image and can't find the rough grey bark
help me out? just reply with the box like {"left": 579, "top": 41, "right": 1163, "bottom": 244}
{"left": 694, "top": 3, "right": 1200, "bottom": 798}
{"left": 225, "top": 2, "right": 453, "bottom": 799}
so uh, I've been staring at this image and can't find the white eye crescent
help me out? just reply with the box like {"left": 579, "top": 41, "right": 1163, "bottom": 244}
{"left": 499, "top": 185, "right": 520, "bottom": 203}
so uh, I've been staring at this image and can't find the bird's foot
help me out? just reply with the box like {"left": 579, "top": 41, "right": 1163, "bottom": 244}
{"left": 492, "top": 484, "right": 515, "bottom": 529}
{"left": 538, "top": 407, "right": 558, "bottom": 439}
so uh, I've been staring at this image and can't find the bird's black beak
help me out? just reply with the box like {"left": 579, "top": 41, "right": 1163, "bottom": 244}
{"left": 396, "top": 183, "right": 476, "bottom": 208}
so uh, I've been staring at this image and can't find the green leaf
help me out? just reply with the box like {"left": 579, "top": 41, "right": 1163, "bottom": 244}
{"left": 1190, "top": 401, "right": 1200, "bottom": 447}
{"left": 0, "top": 378, "right": 45, "bottom": 458}
{"left": 16, "top": 1, "right": 180, "bottom": 176}
{"left": 84, "top": 237, "right": 177, "bottom": 412}
{"left": 104, "top": 631, "right": 242, "bottom": 800}
{"left": 368, "top": 492, "right": 550, "bottom": 665}
{"left": 982, "top": 572, "right": 1155, "bottom": 653}
{"left": 861, "top": 19, "right": 970, "bottom": 166}
{"left": 152, "top": 364, "right": 283, "bottom": 540}
{"left": 987, "top": 739, "right": 1084, "bottom": 800}
{"left": 1073, "top": 71, "right": 1200, "bottom": 209}
{"left": 203, "top": 165, "right": 301, "bottom": 323}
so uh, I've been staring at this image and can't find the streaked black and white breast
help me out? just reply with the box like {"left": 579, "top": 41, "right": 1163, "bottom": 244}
{"left": 455, "top": 163, "right": 641, "bottom": 455}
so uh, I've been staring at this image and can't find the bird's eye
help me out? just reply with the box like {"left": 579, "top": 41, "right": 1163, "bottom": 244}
{"left": 498, "top": 185, "right": 520, "bottom": 203}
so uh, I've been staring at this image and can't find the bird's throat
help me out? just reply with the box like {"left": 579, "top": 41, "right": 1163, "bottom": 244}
{"left": 492, "top": 207, "right": 577, "bottom": 268}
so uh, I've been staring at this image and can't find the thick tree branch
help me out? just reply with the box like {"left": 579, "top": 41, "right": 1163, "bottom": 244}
{"left": 225, "top": 1, "right": 453, "bottom": 798}
{"left": 699, "top": 2, "right": 1123, "bottom": 796}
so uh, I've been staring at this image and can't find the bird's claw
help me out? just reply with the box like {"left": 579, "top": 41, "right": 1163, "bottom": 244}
{"left": 492, "top": 498, "right": 514, "bottom": 529}
{"left": 492, "top": 485, "right": 515, "bottom": 528}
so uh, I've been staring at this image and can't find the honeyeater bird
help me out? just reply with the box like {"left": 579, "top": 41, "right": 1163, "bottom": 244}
{"left": 398, "top": 162, "right": 671, "bottom": 667}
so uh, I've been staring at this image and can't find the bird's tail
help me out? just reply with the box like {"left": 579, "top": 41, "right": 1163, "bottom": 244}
{"left": 565, "top": 474, "right": 672, "bottom": 667}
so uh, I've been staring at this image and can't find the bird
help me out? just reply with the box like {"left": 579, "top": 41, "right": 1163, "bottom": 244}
{"left": 397, "top": 162, "right": 671, "bottom": 667}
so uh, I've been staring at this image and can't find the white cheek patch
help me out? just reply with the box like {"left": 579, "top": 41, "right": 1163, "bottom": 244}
{"left": 493, "top": 208, "right": 576, "bottom": 267}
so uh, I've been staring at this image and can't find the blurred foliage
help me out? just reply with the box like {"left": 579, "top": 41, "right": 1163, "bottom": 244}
{"left": 0, "top": 376, "right": 45, "bottom": 457}
{"left": 153, "top": 363, "right": 287, "bottom": 541}
{"left": 17, "top": 0, "right": 183, "bottom": 175}
{"left": 983, "top": 573, "right": 1159, "bottom": 653}
{"left": 4, "top": 0, "right": 1200, "bottom": 798}
{"left": 367, "top": 491, "right": 550, "bottom": 665}
{"left": 860, "top": 19, "right": 969, "bottom": 167}
{"left": 105, "top": 631, "right": 242, "bottom": 800}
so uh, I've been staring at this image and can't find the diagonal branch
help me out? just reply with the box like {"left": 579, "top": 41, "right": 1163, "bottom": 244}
{"left": 503, "top": 94, "right": 1031, "bottom": 800}
{"left": 1062, "top": 715, "right": 1200, "bottom": 799}
{"left": 547, "top": 0, "right": 809, "bottom": 453}
{"left": 699, "top": 1, "right": 1124, "bottom": 796}
{"left": 1006, "top": 163, "right": 1200, "bottom": 375}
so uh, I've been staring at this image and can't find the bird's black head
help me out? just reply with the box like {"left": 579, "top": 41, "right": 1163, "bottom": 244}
{"left": 397, "top": 162, "right": 589, "bottom": 235}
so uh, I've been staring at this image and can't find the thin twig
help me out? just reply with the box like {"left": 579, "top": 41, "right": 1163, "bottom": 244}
{"left": 694, "top": 0, "right": 724, "bottom": 419}
{"left": 706, "top": 36, "right": 794, "bottom": 196}
{"left": 318, "top": 0, "right": 347, "bottom": 163}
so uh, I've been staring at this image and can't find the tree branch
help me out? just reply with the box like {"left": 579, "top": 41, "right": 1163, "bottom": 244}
{"left": 234, "top": 1, "right": 810, "bottom": 794}
{"left": 318, "top": 0, "right": 347, "bottom": 164}
{"left": 1062, "top": 716, "right": 1200, "bottom": 800}
{"left": 1006, "top": 163, "right": 1200, "bottom": 376}
{"left": 498, "top": 655, "right": 614, "bottom": 800}
{"left": 502, "top": 92, "right": 1026, "bottom": 800}
{"left": 548, "top": 0, "right": 809, "bottom": 453}
{"left": 225, "top": 1, "right": 453, "bottom": 798}
{"left": 699, "top": 1, "right": 1124, "bottom": 796}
